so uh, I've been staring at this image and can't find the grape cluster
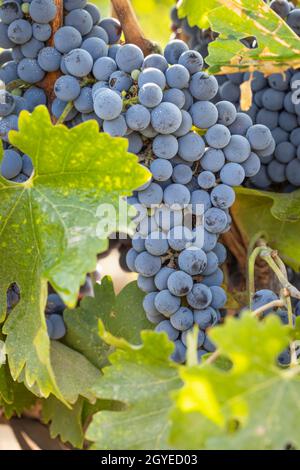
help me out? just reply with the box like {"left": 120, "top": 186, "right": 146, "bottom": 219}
{"left": 171, "top": 0, "right": 300, "bottom": 190}
{"left": 0, "top": 0, "right": 122, "bottom": 181}
{"left": 252, "top": 288, "right": 300, "bottom": 366}
{"left": 95, "top": 39, "right": 273, "bottom": 363}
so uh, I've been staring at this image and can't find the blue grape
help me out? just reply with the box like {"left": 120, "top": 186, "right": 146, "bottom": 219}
{"left": 99, "top": 18, "right": 122, "bottom": 44}
{"left": 38, "top": 47, "right": 61, "bottom": 72}
{"left": 164, "top": 183, "right": 190, "bottom": 209}
{"left": 200, "top": 148, "right": 225, "bottom": 172}
{"left": 109, "top": 70, "right": 133, "bottom": 92}
{"left": 162, "top": 88, "right": 185, "bottom": 109}
{"left": 197, "top": 171, "right": 216, "bottom": 189}
{"left": 220, "top": 163, "right": 245, "bottom": 186}
{"left": 205, "top": 124, "right": 231, "bottom": 149}
{"left": 252, "top": 289, "right": 278, "bottom": 313}
{"left": 0, "top": 114, "right": 18, "bottom": 141}
{"left": 85, "top": 25, "right": 108, "bottom": 42}
{"left": 170, "top": 306, "right": 194, "bottom": 331}
{"left": 145, "top": 231, "right": 169, "bottom": 256}
{"left": 138, "top": 182, "right": 163, "bottom": 207}
{"left": 216, "top": 100, "right": 237, "bottom": 126}
{"left": 194, "top": 307, "right": 220, "bottom": 329}
{"left": 74, "top": 86, "right": 93, "bottom": 113}
{"left": 0, "top": 91, "right": 15, "bottom": 117}
{"left": 167, "top": 271, "right": 193, "bottom": 297}
{"left": 182, "top": 328, "right": 205, "bottom": 348}
{"left": 0, "top": 1, "right": 23, "bottom": 25}
{"left": 154, "top": 290, "right": 181, "bottom": 317}
{"left": 127, "top": 132, "right": 143, "bottom": 154}
{"left": 178, "top": 248, "right": 207, "bottom": 275}
{"left": 171, "top": 340, "right": 186, "bottom": 363}
{"left": 166, "top": 64, "right": 190, "bottom": 89}
{"left": 29, "top": 0, "right": 56, "bottom": 24}
{"left": 8, "top": 19, "right": 32, "bottom": 44}
{"left": 17, "top": 57, "right": 44, "bottom": 82}
{"left": 172, "top": 164, "right": 193, "bottom": 184}
{"left": 202, "top": 268, "right": 224, "bottom": 287}
{"left": 155, "top": 320, "right": 179, "bottom": 341}
{"left": 65, "top": 8, "right": 93, "bottom": 35}
{"left": 228, "top": 112, "right": 253, "bottom": 136}
{"left": 64, "top": 48, "right": 93, "bottom": 77}
{"left": 152, "top": 134, "right": 178, "bottom": 160}
{"left": 1, "top": 149, "right": 22, "bottom": 179}
{"left": 64, "top": 0, "right": 87, "bottom": 11}
{"left": 164, "top": 39, "right": 189, "bottom": 65}
{"left": 191, "top": 189, "right": 211, "bottom": 215}
{"left": 167, "top": 226, "right": 193, "bottom": 251}
{"left": 143, "top": 53, "right": 168, "bottom": 72}
{"left": 178, "top": 132, "right": 205, "bottom": 162}
{"left": 286, "top": 159, "right": 300, "bottom": 186}
{"left": 47, "top": 314, "right": 66, "bottom": 340}
{"left": 138, "top": 67, "right": 166, "bottom": 90}
{"left": 93, "top": 88, "right": 122, "bottom": 120}
{"left": 190, "top": 72, "right": 218, "bottom": 100}
{"left": 210, "top": 286, "right": 227, "bottom": 309}
{"left": 137, "top": 275, "right": 156, "bottom": 294}
{"left": 93, "top": 56, "right": 117, "bottom": 81}
{"left": 21, "top": 37, "right": 43, "bottom": 59}
{"left": 84, "top": 2, "right": 101, "bottom": 24}
{"left": 32, "top": 23, "right": 52, "bottom": 41}
{"left": 54, "top": 75, "right": 80, "bottom": 101}
{"left": 135, "top": 251, "right": 162, "bottom": 277}
{"left": 213, "top": 243, "right": 227, "bottom": 264}
{"left": 126, "top": 104, "right": 151, "bottom": 131}
{"left": 246, "top": 124, "right": 273, "bottom": 151}
{"left": 46, "top": 293, "right": 66, "bottom": 315}
{"left": 202, "top": 252, "right": 219, "bottom": 276}
{"left": 150, "top": 159, "right": 173, "bottom": 182}
{"left": 23, "top": 86, "right": 46, "bottom": 111}
{"left": 224, "top": 135, "right": 251, "bottom": 163}
{"left": 81, "top": 37, "right": 108, "bottom": 60}
{"left": 154, "top": 267, "right": 176, "bottom": 291}
{"left": 116, "top": 44, "right": 144, "bottom": 73}
{"left": 190, "top": 101, "right": 218, "bottom": 129}
{"left": 204, "top": 208, "right": 228, "bottom": 233}
{"left": 178, "top": 50, "right": 203, "bottom": 74}
{"left": 139, "top": 83, "right": 163, "bottom": 108}
{"left": 103, "top": 115, "right": 127, "bottom": 137}
{"left": 22, "top": 154, "right": 33, "bottom": 177}
{"left": 210, "top": 184, "right": 236, "bottom": 209}
{"left": 54, "top": 26, "right": 82, "bottom": 54}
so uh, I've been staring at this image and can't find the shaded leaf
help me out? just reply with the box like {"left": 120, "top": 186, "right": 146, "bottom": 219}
{"left": 63, "top": 277, "right": 153, "bottom": 369}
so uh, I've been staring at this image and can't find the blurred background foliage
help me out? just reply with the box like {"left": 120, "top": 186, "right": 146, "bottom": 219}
{"left": 92, "top": 0, "right": 174, "bottom": 46}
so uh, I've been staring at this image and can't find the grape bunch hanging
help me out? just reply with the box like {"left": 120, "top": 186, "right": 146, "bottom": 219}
{"left": 0, "top": 0, "right": 276, "bottom": 361}
{"left": 171, "top": 0, "right": 300, "bottom": 189}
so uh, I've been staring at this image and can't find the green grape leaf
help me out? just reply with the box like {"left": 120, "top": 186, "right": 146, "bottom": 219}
{"left": 232, "top": 187, "right": 300, "bottom": 271}
{"left": 63, "top": 277, "right": 153, "bottom": 369}
{"left": 42, "top": 396, "right": 85, "bottom": 449}
{"left": 0, "top": 106, "right": 149, "bottom": 401}
{"left": 178, "top": 0, "right": 219, "bottom": 29}
{"left": 169, "top": 314, "right": 300, "bottom": 450}
{"left": 49, "top": 341, "right": 100, "bottom": 404}
{"left": 180, "top": 0, "right": 300, "bottom": 74}
{"left": 86, "top": 327, "right": 182, "bottom": 450}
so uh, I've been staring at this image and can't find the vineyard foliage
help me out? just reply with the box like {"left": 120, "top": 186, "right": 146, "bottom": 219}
{"left": 0, "top": 0, "right": 300, "bottom": 452}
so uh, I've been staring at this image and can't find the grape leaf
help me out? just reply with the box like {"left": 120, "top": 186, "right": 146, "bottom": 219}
{"left": 49, "top": 341, "right": 100, "bottom": 404}
{"left": 232, "top": 187, "right": 300, "bottom": 270}
{"left": 86, "top": 327, "right": 182, "bottom": 450}
{"left": 0, "top": 106, "right": 149, "bottom": 401}
{"left": 42, "top": 396, "right": 125, "bottom": 449}
{"left": 179, "top": 0, "right": 300, "bottom": 74}
{"left": 63, "top": 277, "right": 153, "bottom": 369}
{"left": 177, "top": 0, "right": 219, "bottom": 29}
{"left": 42, "top": 396, "right": 85, "bottom": 449}
{"left": 170, "top": 314, "right": 300, "bottom": 450}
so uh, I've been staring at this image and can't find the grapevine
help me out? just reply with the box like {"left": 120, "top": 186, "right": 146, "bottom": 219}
{"left": 0, "top": 0, "right": 300, "bottom": 453}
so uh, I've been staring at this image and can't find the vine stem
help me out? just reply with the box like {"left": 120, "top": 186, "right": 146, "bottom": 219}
{"left": 110, "top": 0, "right": 159, "bottom": 56}
{"left": 56, "top": 101, "right": 74, "bottom": 125}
